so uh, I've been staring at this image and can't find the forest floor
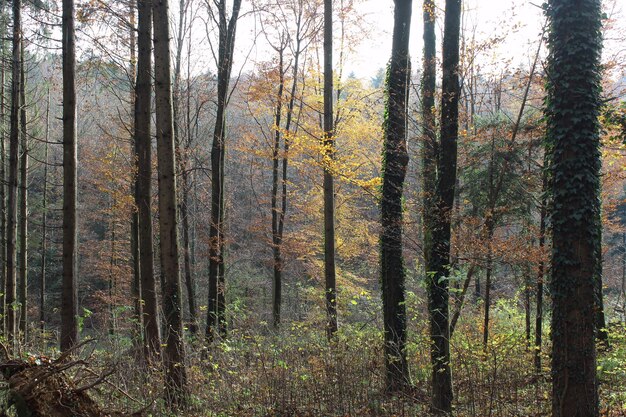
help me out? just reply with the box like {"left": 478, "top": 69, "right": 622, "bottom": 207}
{"left": 4, "top": 300, "right": 626, "bottom": 417}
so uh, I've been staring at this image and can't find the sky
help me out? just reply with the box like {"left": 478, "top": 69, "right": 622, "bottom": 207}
{"left": 229, "top": 0, "right": 626, "bottom": 81}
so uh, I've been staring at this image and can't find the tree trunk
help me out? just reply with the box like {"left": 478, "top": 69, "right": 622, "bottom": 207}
{"left": 545, "top": 1, "right": 602, "bottom": 415}
{"left": 207, "top": 0, "right": 242, "bottom": 342}
{"left": 61, "top": 0, "right": 79, "bottom": 352}
{"left": 380, "top": 0, "right": 412, "bottom": 392}
{"left": 152, "top": 0, "right": 187, "bottom": 406}
{"left": 323, "top": 0, "right": 337, "bottom": 340}
{"left": 6, "top": 0, "right": 22, "bottom": 346}
{"left": 271, "top": 47, "right": 285, "bottom": 329}
{"left": 39, "top": 91, "right": 49, "bottom": 335}
{"left": 534, "top": 168, "right": 547, "bottom": 373}
{"left": 0, "top": 25, "right": 6, "bottom": 336}
{"left": 135, "top": 0, "right": 161, "bottom": 361}
{"left": 426, "top": 0, "right": 461, "bottom": 412}
{"left": 18, "top": 42, "right": 28, "bottom": 341}
{"left": 128, "top": 0, "right": 143, "bottom": 344}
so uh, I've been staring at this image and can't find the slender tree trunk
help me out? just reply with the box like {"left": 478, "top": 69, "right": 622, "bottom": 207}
{"left": 427, "top": 0, "right": 461, "bottom": 412}
{"left": 39, "top": 91, "right": 49, "bottom": 335}
{"left": 595, "top": 228, "right": 608, "bottom": 348}
{"left": 546, "top": 1, "right": 602, "bottom": 415}
{"left": 6, "top": 0, "right": 22, "bottom": 346}
{"left": 108, "top": 210, "right": 116, "bottom": 336}
{"left": 380, "top": 0, "right": 412, "bottom": 392}
{"left": 181, "top": 170, "right": 197, "bottom": 333}
{"left": 207, "top": 0, "right": 242, "bottom": 342}
{"left": 18, "top": 42, "right": 27, "bottom": 341}
{"left": 271, "top": 47, "right": 285, "bottom": 329}
{"left": 152, "top": 0, "right": 187, "bottom": 406}
{"left": 61, "top": 0, "right": 79, "bottom": 352}
{"left": 135, "top": 0, "right": 161, "bottom": 361}
{"left": 534, "top": 168, "right": 547, "bottom": 373}
{"left": 323, "top": 0, "right": 337, "bottom": 339}
{"left": 128, "top": 0, "right": 143, "bottom": 343}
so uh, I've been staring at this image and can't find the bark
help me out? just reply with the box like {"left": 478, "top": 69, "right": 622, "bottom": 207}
{"left": 534, "top": 168, "right": 547, "bottom": 373}
{"left": 271, "top": 46, "right": 286, "bottom": 329}
{"left": 39, "top": 91, "right": 49, "bottom": 334}
{"left": 7, "top": 0, "right": 22, "bottom": 345}
{"left": 135, "top": 0, "right": 161, "bottom": 360}
{"left": 323, "top": 0, "right": 337, "bottom": 339}
{"left": 207, "top": 0, "right": 242, "bottom": 342}
{"left": 61, "top": 0, "right": 79, "bottom": 352}
{"left": 380, "top": 0, "right": 412, "bottom": 392}
{"left": 546, "top": 1, "right": 602, "bottom": 415}
{"left": 0, "top": 23, "right": 6, "bottom": 335}
{"left": 128, "top": 0, "right": 143, "bottom": 343}
{"left": 152, "top": 0, "right": 187, "bottom": 406}
{"left": 18, "top": 42, "right": 28, "bottom": 341}
{"left": 426, "top": 0, "right": 461, "bottom": 412}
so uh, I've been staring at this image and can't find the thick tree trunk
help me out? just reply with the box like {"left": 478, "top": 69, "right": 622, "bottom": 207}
{"left": 207, "top": 0, "right": 242, "bottom": 342}
{"left": 323, "top": 0, "right": 337, "bottom": 339}
{"left": 61, "top": 0, "right": 79, "bottom": 352}
{"left": 545, "top": 1, "right": 602, "bottom": 415}
{"left": 426, "top": 0, "right": 461, "bottom": 412}
{"left": 18, "top": 44, "right": 27, "bottom": 341}
{"left": 135, "top": 0, "right": 161, "bottom": 361}
{"left": 0, "top": 28, "right": 6, "bottom": 335}
{"left": 380, "top": 0, "right": 412, "bottom": 392}
{"left": 152, "top": 0, "right": 187, "bottom": 406}
{"left": 6, "top": 0, "right": 22, "bottom": 346}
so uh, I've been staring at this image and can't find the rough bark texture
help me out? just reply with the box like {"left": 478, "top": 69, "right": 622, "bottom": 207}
{"left": 0, "top": 22, "right": 6, "bottom": 335}
{"left": 135, "top": 0, "right": 161, "bottom": 361}
{"left": 545, "top": 0, "right": 602, "bottom": 415}
{"left": 207, "top": 0, "right": 242, "bottom": 342}
{"left": 426, "top": 0, "right": 461, "bottom": 412}
{"left": 61, "top": 0, "right": 79, "bottom": 352}
{"left": 152, "top": 0, "right": 188, "bottom": 406}
{"left": 380, "top": 0, "right": 412, "bottom": 392}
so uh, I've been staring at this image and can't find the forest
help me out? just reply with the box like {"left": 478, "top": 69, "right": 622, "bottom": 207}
{"left": 0, "top": 0, "right": 624, "bottom": 415}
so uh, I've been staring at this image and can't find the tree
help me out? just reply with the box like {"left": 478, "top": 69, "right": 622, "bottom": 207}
{"left": 545, "top": 0, "right": 603, "bottom": 415}
{"left": 61, "top": 0, "right": 79, "bottom": 352}
{"left": 380, "top": 0, "right": 412, "bottom": 392}
{"left": 426, "top": 0, "right": 461, "bottom": 412}
{"left": 135, "top": 0, "right": 161, "bottom": 360}
{"left": 207, "top": 0, "right": 242, "bottom": 341}
{"left": 18, "top": 39, "right": 28, "bottom": 341}
{"left": 6, "top": 0, "right": 22, "bottom": 345}
{"left": 323, "top": 0, "right": 337, "bottom": 338}
{"left": 152, "top": 0, "right": 188, "bottom": 405}
{"left": 39, "top": 89, "right": 50, "bottom": 334}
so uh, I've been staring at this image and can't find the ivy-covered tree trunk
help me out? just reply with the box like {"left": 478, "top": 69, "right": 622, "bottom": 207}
{"left": 426, "top": 0, "right": 461, "bottom": 412}
{"left": 0, "top": 25, "right": 6, "bottom": 335}
{"left": 545, "top": 0, "right": 602, "bottom": 415}
{"left": 380, "top": 0, "right": 412, "bottom": 392}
